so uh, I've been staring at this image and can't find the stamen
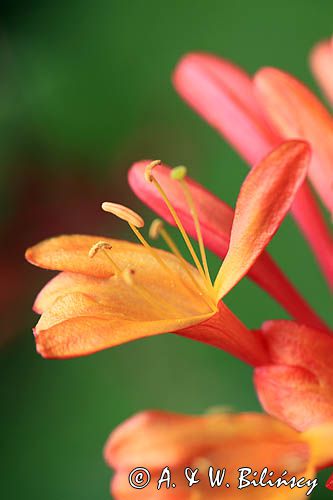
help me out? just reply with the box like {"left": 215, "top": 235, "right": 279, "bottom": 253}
{"left": 173, "top": 166, "right": 212, "bottom": 286}
{"left": 144, "top": 159, "right": 161, "bottom": 182}
{"left": 144, "top": 161, "right": 207, "bottom": 283}
{"left": 88, "top": 241, "right": 112, "bottom": 258}
{"left": 149, "top": 218, "right": 164, "bottom": 240}
{"left": 102, "top": 202, "right": 144, "bottom": 228}
{"left": 88, "top": 241, "right": 121, "bottom": 274}
{"left": 149, "top": 219, "right": 217, "bottom": 311}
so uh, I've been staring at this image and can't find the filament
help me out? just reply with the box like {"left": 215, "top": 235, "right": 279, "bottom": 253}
{"left": 177, "top": 173, "right": 212, "bottom": 286}
{"left": 150, "top": 220, "right": 217, "bottom": 311}
{"left": 149, "top": 174, "right": 207, "bottom": 282}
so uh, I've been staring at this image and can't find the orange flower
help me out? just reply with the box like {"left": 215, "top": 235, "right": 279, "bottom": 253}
{"left": 255, "top": 320, "right": 333, "bottom": 432}
{"left": 26, "top": 141, "right": 309, "bottom": 361}
{"left": 310, "top": 37, "right": 333, "bottom": 108}
{"left": 104, "top": 410, "right": 333, "bottom": 499}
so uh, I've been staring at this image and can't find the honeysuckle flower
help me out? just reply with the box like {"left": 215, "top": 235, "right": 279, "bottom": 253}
{"left": 129, "top": 160, "right": 327, "bottom": 332}
{"left": 254, "top": 320, "right": 333, "bottom": 432}
{"left": 173, "top": 52, "right": 333, "bottom": 288}
{"left": 104, "top": 409, "right": 333, "bottom": 499}
{"left": 310, "top": 37, "right": 333, "bottom": 108}
{"left": 26, "top": 141, "right": 311, "bottom": 362}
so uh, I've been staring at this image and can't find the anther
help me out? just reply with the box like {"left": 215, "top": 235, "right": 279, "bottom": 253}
{"left": 101, "top": 202, "right": 144, "bottom": 228}
{"left": 171, "top": 165, "right": 187, "bottom": 181}
{"left": 88, "top": 241, "right": 112, "bottom": 258}
{"left": 149, "top": 219, "right": 164, "bottom": 240}
{"left": 144, "top": 160, "right": 161, "bottom": 182}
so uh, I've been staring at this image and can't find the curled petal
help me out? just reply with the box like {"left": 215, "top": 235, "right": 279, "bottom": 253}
{"left": 214, "top": 141, "right": 310, "bottom": 299}
{"left": 34, "top": 291, "right": 213, "bottom": 359}
{"left": 255, "top": 66, "right": 333, "bottom": 214}
{"left": 310, "top": 38, "right": 333, "bottom": 107}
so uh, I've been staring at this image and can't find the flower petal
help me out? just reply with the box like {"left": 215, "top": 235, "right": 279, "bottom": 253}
{"left": 254, "top": 320, "right": 333, "bottom": 431}
{"left": 255, "top": 66, "right": 333, "bottom": 214}
{"left": 26, "top": 235, "right": 154, "bottom": 278}
{"left": 34, "top": 291, "right": 213, "bottom": 359}
{"left": 34, "top": 273, "right": 266, "bottom": 364}
{"left": 129, "top": 160, "right": 327, "bottom": 331}
{"left": 259, "top": 320, "right": 333, "bottom": 384}
{"left": 214, "top": 141, "right": 310, "bottom": 299}
{"left": 173, "top": 52, "right": 280, "bottom": 165}
{"left": 29, "top": 237, "right": 219, "bottom": 358}
{"left": 310, "top": 38, "right": 333, "bottom": 107}
{"left": 105, "top": 410, "right": 312, "bottom": 500}
{"left": 254, "top": 365, "right": 333, "bottom": 432}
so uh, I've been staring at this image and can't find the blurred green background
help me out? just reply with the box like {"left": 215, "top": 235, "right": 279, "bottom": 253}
{"left": 0, "top": 0, "right": 332, "bottom": 498}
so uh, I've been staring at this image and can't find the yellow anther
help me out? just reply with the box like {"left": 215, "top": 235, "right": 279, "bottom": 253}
{"left": 101, "top": 202, "right": 144, "bottom": 228}
{"left": 88, "top": 241, "right": 112, "bottom": 258}
{"left": 171, "top": 165, "right": 187, "bottom": 180}
{"left": 149, "top": 219, "right": 164, "bottom": 240}
{"left": 144, "top": 160, "right": 161, "bottom": 182}
{"left": 88, "top": 240, "right": 121, "bottom": 274}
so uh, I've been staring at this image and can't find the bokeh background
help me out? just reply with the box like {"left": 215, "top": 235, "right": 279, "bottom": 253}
{"left": 1, "top": 1, "right": 332, "bottom": 498}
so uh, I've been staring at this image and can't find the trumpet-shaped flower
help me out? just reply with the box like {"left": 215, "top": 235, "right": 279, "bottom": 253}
{"left": 310, "top": 37, "right": 333, "bottom": 108}
{"left": 255, "top": 320, "right": 333, "bottom": 432}
{"left": 104, "top": 409, "right": 333, "bottom": 499}
{"left": 173, "top": 52, "right": 333, "bottom": 287}
{"left": 26, "top": 141, "right": 311, "bottom": 362}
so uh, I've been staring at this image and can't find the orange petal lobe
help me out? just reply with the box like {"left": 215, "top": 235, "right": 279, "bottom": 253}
{"left": 215, "top": 140, "right": 310, "bottom": 299}
{"left": 34, "top": 291, "right": 213, "bottom": 359}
